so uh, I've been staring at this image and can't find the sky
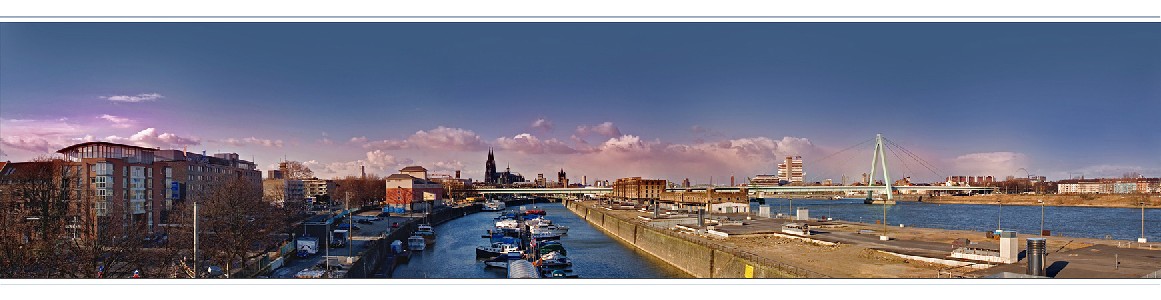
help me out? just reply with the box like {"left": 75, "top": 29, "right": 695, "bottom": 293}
{"left": 1, "top": 23, "right": 1158, "bottom": 183}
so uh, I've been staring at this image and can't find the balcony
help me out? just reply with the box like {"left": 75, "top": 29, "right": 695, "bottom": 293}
{"left": 130, "top": 200, "right": 147, "bottom": 214}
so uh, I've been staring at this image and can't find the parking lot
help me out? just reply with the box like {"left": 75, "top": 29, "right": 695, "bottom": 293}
{"left": 272, "top": 210, "right": 416, "bottom": 278}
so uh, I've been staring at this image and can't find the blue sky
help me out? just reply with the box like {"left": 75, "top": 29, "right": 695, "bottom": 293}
{"left": 1, "top": 23, "right": 1158, "bottom": 182}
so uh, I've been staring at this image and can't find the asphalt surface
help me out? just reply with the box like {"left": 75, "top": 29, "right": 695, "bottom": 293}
{"left": 272, "top": 211, "right": 415, "bottom": 278}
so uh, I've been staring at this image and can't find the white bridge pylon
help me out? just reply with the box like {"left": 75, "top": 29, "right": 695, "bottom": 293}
{"left": 868, "top": 133, "right": 893, "bottom": 201}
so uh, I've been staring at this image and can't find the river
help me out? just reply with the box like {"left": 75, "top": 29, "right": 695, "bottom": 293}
{"left": 389, "top": 201, "right": 691, "bottom": 278}
{"left": 756, "top": 198, "right": 1159, "bottom": 241}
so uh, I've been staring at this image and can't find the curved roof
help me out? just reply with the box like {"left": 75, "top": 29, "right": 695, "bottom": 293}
{"left": 56, "top": 141, "right": 158, "bottom": 154}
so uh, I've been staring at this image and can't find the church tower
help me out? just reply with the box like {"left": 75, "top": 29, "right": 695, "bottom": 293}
{"left": 485, "top": 148, "right": 497, "bottom": 184}
{"left": 557, "top": 168, "right": 568, "bottom": 187}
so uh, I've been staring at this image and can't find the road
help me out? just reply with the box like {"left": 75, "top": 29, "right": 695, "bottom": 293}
{"left": 272, "top": 212, "right": 415, "bottom": 278}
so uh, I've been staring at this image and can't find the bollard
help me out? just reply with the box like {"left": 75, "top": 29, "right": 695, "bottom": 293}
{"left": 1026, "top": 238, "right": 1047, "bottom": 276}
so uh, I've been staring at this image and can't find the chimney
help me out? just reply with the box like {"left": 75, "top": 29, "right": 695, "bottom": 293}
{"left": 361, "top": 165, "right": 366, "bottom": 179}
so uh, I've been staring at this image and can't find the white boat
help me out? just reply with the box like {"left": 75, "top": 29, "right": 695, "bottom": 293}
{"left": 528, "top": 219, "right": 569, "bottom": 236}
{"left": 530, "top": 232, "right": 563, "bottom": 240}
{"left": 408, "top": 235, "right": 427, "bottom": 251}
{"left": 476, "top": 242, "right": 523, "bottom": 258}
{"left": 482, "top": 199, "right": 506, "bottom": 211}
{"left": 495, "top": 219, "right": 521, "bottom": 230}
{"left": 483, "top": 251, "right": 523, "bottom": 268}
{"left": 781, "top": 223, "right": 811, "bottom": 236}
{"left": 415, "top": 224, "right": 436, "bottom": 245}
{"left": 537, "top": 251, "right": 572, "bottom": 268}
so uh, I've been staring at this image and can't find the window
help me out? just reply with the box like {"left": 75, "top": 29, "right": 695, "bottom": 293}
{"left": 94, "top": 176, "right": 109, "bottom": 189}
{"left": 94, "top": 201, "right": 108, "bottom": 216}
{"left": 94, "top": 162, "right": 113, "bottom": 176}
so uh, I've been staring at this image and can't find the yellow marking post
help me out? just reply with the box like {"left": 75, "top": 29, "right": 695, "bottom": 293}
{"left": 745, "top": 264, "right": 754, "bottom": 278}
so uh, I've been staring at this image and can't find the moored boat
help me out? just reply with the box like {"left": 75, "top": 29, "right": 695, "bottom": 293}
{"left": 415, "top": 224, "right": 436, "bottom": 245}
{"left": 407, "top": 235, "right": 426, "bottom": 251}
{"left": 476, "top": 242, "right": 523, "bottom": 258}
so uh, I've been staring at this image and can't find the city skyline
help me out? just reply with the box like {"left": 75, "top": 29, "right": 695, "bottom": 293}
{"left": 1, "top": 23, "right": 1158, "bottom": 182}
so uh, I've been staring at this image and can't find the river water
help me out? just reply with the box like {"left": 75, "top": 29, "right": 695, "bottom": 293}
{"left": 390, "top": 202, "right": 691, "bottom": 278}
{"left": 756, "top": 198, "right": 1160, "bottom": 241}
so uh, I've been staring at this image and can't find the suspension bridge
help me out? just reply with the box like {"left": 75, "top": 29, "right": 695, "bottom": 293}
{"left": 476, "top": 134, "right": 996, "bottom": 201}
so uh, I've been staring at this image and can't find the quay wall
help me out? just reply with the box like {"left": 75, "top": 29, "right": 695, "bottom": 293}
{"left": 566, "top": 200, "right": 824, "bottom": 278}
{"left": 346, "top": 204, "right": 482, "bottom": 278}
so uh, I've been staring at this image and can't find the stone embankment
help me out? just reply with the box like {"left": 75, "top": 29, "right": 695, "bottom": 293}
{"left": 565, "top": 200, "right": 824, "bottom": 278}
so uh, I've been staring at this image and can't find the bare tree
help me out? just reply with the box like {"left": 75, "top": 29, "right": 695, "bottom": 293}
{"left": 167, "top": 178, "right": 286, "bottom": 278}
{"left": 0, "top": 157, "right": 153, "bottom": 278}
{"left": 333, "top": 175, "right": 385, "bottom": 208}
{"left": 282, "top": 161, "right": 314, "bottom": 180}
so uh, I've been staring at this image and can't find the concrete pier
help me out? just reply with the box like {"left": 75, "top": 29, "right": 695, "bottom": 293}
{"left": 565, "top": 200, "right": 822, "bottom": 278}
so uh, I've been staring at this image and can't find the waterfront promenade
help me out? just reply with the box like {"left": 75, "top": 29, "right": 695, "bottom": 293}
{"left": 566, "top": 199, "right": 1161, "bottom": 278}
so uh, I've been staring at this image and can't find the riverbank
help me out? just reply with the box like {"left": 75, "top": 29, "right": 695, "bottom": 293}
{"left": 566, "top": 199, "right": 1160, "bottom": 278}
{"left": 926, "top": 194, "right": 1161, "bottom": 208}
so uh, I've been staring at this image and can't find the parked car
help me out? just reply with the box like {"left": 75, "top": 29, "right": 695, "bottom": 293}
{"left": 336, "top": 223, "right": 361, "bottom": 231}
{"left": 356, "top": 219, "right": 373, "bottom": 224}
{"left": 391, "top": 222, "right": 400, "bottom": 229}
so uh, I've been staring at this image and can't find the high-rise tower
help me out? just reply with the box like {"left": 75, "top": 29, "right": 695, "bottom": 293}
{"left": 485, "top": 148, "right": 497, "bottom": 184}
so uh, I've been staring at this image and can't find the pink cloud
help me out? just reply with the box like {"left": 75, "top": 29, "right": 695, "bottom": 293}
{"left": 531, "top": 118, "right": 554, "bottom": 132}
{"left": 0, "top": 118, "right": 85, "bottom": 154}
{"left": 107, "top": 128, "right": 200, "bottom": 148}
{"left": 951, "top": 152, "right": 1027, "bottom": 176}
{"left": 349, "top": 136, "right": 368, "bottom": 144}
{"left": 362, "top": 139, "right": 408, "bottom": 150}
{"left": 98, "top": 114, "right": 135, "bottom": 128}
{"left": 317, "top": 150, "right": 415, "bottom": 178}
{"left": 575, "top": 122, "right": 621, "bottom": 138}
{"left": 494, "top": 133, "right": 579, "bottom": 155}
{"left": 0, "top": 136, "right": 55, "bottom": 153}
{"left": 100, "top": 93, "right": 163, "bottom": 103}
{"left": 362, "top": 126, "right": 487, "bottom": 152}
{"left": 218, "top": 137, "right": 284, "bottom": 148}
{"left": 409, "top": 126, "right": 487, "bottom": 151}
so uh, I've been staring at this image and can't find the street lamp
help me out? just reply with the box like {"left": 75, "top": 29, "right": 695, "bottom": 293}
{"left": 1038, "top": 199, "right": 1045, "bottom": 236}
{"left": 1141, "top": 201, "right": 1148, "bottom": 243}
{"left": 996, "top": 200, "right": 1003, "bottom": 231}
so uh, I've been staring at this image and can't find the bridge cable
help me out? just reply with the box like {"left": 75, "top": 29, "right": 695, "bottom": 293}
{"left": 884, "top": 137, "right": 944, "bottom": 179}
{"left": 804, "top": 137, "right": 876, "bottom": 184}
{"left": 884, "top": 141, "right": 915, "bottom": 183}
{"left": 882, "top": 137, "right": 946, "bottom": 182}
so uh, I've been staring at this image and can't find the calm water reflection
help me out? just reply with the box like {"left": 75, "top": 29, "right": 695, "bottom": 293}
{"left": 756, "top": 198, "right": 1159, "bottom": 241}
{"left": 392, "top": 202, "right": 691, "bottom": 278}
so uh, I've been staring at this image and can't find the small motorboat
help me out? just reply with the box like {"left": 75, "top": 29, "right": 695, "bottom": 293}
{"left": 537, "top": 251, "right": 572, "bottom": 268}
{"left": 483, "top": 251, "right": 524, "bottom": 268}
{"left": 476, "top": 242, "right": 523, "bottom": 258}
{"left": 495, "top": 219, "right": 521, "bottom": 230}
{"left": 482, "top": 199, "right": 506, "bottom": 211}
{"left": 408, "top": 235, "right": 427, "bottom": 251}
{"left": 415, "top": 224, "right": 436, "bottom": 245}
{"left": 525, "top": 209, "right": 546, "bottom": 216}
{"left": 529, "top": 219, "right": 569, "bottom": 236}
{"left": 530, "top": 232, "right": 562, "bottom": 240}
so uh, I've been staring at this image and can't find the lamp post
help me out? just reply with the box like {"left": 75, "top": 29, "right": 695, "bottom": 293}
{"left": 996, "top": 200, "right": 1002, "bottom": 231}
{"left": 1038, "top": 199, "right": 1045, "bottom": 236}
{"left": 1141, "top": 201, "right": 1148, "bottom": 243}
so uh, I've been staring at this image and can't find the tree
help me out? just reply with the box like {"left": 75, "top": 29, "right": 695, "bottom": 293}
{"left": 168, "top": 177, "right": 286, "bottom": 278}
{"left": 0, "top": 157, "right": 153, "bottom": 278}
{"left": 333, "top": 175, "right": 385, "bottom": 208}
{"left": 282, "top": 161, "right": 314, "bottom": 180}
